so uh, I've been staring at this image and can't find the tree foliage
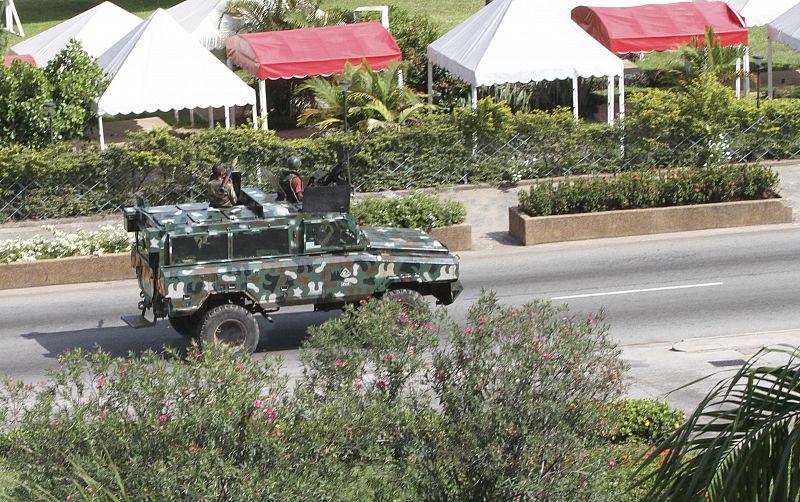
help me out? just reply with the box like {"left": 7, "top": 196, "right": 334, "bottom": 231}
{"left": 0, "top": 39, "right": 106, "bottom": 148}
{"left": 227, "top": 0, "right": 352, "bottom": 32}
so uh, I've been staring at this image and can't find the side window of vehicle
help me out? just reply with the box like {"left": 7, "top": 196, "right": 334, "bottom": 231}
{"left": 170, "top": 233, "right": 228, "bottom": 264}
{"left": 304, "top": 221, "right": 340, "bottom": 252}
{"left": 232, "top": 228, "right": 290, "bottom": 259}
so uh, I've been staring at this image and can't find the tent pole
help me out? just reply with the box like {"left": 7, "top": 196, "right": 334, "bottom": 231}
{"left": 397, "top": 70, "right": 404, "bottom": 89}
{"left": 190, "top": 108, "right": 195, "bottom": 127}
{"left": 231, "top": 106, "right": 236, "bottom": 128}
{"left": 767, "top": 37, "right": 774, "bottom": 99}
{"left": 208, "top": 107, "right": 214, "bottom": 129}
{"left": 258, "top": 79, "right": 268, "bottom": 130}
{"left": 619, "top": 76, "right": 625, "bottom": 122}
{"left": 251, "top": 105, "right": 257, "bottom": 130}
{"left": 571, "top": 75, "right": 579, "bottom": 121}
{"left": 607, "top": 76, "right": 614, "bottom": 126}
{"left": 735, "top": 57, "right": 741, "bottom": 99}
{"left": 470, "top": 85, "right": 477, "bottom": 109}
{"left": 224, "top": 107, "right": 231, "bottom": 129}
{"left": 743, "top": 46, "right": 750, "bottom": 96}
{"left": 98, "top": 116, "right": 106, "bottom": 151}
{"left": 427, "top": 61, "right": 433, "bottom": 105}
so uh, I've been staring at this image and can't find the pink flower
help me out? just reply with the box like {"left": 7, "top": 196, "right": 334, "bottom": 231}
{"left": 85, "top": 486, "right": 93, "bottom": 494}
{"left": 510, "top": 310, "right": 518, "bottom": 318}
{"left": 464, "top": 327, "right": 474, "bottom": 334}
{"left": 424, "top": 323, "right": 433, "bottom": 331}
{"left": 158, "top": 414, "right": 169, "bottom": 422}
{"left": 355, "top": 379, "right": 364, "bottom": 389}
{"left": 480, "top": 318, "right": 487, "bottom": 324}
{"left": 383, "top": 354, "right": 395, "bottom": 363}
{"left": 95, "top": 375, "right": 106, "bottom": 389}
{"left": 376, "top": 379, "right": 387, "bottom": 390}
{"left": 66, "top": 495, "right": 73, "bottom": 501}
{"left": 335, "top": 358, "right": 344, "bottom": 368}
{"left": 577, "top": 480, "right": 587, "bottom": 488}
{"left": 435, "top": 369, "right": 447, "bottom": 382}
{"left": 607, "top": 459, "right": 617, "bottom": 467}
{"left": 118, "top": 368, "right": 128, "bottom": 376}
{"left": 99, "top": 408, "right": 109, "bottom": 418}
{"left": 253, "top": 399, "right": 264, "bottom": 408}
{"left": 276, "top": 431, "right": 285, "bottom": 438}
{"left": 543, "top": 353, "right": 554, "bottom": 360}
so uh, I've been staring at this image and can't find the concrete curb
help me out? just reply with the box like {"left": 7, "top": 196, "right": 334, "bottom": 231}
{"left": 671, "top": 330, "right": 800, "bottom": 353}
{"left": 0, "top": 224, "right": 473, "bottom": 289}
{"left": 509, "top": 199, "right": 793, "bottom": 245}
{"left": 0, "top": 253, "right": 134, "bottom": 290}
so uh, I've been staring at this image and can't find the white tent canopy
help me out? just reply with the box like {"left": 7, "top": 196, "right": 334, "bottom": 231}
{"left": 427, "top": 0, "right": 625, "bottom": 123}
{"left": 3, "top": 0, "right": 23, "bottom": 36}
{"left": 722, "top": 0, "right": 798, "bottom": 26}
{"left": 167, "top": 0, "right": 238, "bottom": 50}
{"left": 767, "top": 1, "right": 800, "bottom": 97}
{"left": 8, "top": 1, "right": 140, "bottom": 66}
{"left": 95, "top": 8, "right": 257, "bottom": 149}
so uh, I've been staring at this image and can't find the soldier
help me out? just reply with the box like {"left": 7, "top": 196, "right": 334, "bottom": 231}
{"left": 279, "top": 155, "right": 305, "bottom": 203}
{"left": 207, "top": 163, "right": 237, "bottom": 208}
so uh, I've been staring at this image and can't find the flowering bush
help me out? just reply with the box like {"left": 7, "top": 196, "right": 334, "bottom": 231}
{"left": 0, "top": 292, "right": 630, "bottom": 499}
{"left": 0, "top": 224, "right": 130, "bottom": 263}
{"left": 602, "top": 399, "right": 686, "bottom": 443}
{"left": 518, "top": 163, "right": 780, "bottom": 217}
{"left": 351, "top": 191, "right": 466, "bottom": 231}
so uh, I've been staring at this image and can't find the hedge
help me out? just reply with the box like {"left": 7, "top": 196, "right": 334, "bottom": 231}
{"left": 1, "top": 76, "right": 799, "bottom": 222}
{"left": 351, "top": 191, "right": 466, "bottom": 231}
{"left": 518, "top": 164, "right": 781, "bottom": 217}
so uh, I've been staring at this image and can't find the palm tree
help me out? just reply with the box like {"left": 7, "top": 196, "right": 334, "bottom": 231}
{"left": 675, "top": 26, "right": 744, "bottom": 84}
{"left": 296, "top": 60, "right": 435, "bottom": 131}
{"left": 638, "top": 345, "right": 800, "bottom": 501}
{"left": 227, "top": 0, "right": 351, "bottom": 32}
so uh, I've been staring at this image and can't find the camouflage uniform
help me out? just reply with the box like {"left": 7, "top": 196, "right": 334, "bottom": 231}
{"left": 208, "top": 178, "right": 237, "bottom": 207}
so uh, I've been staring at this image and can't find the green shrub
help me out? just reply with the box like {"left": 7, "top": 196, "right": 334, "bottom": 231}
{"left": 351, "top": 191, "right": 466, "bottom": 230}
{"left": 518, "top": 164, "right": 781, "bottom": 217}
{"left": 0, "top": 292, "right": 629, "bottom": 500}
{"left": 602, "top": 399, "right": 686, "bottom": 443}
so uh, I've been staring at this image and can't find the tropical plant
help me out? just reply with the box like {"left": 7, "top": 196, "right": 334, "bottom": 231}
{"left": 227, "top": 0, "right": 351, "bottom": 32}
{"left": 45, "top": 39, "right": 108, "bottom": 141}
{"left": 296, "top": 60, "right": 434, "bottom": 131}
{"left": 656, "top": 26, "right": 745, "bottom": 87}
{"left": 638, "top": 345, "right": 800, "bottom": 501}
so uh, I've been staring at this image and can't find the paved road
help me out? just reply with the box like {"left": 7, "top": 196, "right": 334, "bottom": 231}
{"left": 1, "top": 224, "right": 798, "bottom": 412}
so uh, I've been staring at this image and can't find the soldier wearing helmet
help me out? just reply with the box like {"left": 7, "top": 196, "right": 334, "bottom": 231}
{"left": 278, "top": 155, "right": 306, "bottom": 203}
{"left": 208, "top": 163, "right": 237, "bottom": 208}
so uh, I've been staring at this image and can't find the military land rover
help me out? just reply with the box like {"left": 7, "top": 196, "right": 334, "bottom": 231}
{"left": 122, "top": 171, "right": 462, "bottom": 353}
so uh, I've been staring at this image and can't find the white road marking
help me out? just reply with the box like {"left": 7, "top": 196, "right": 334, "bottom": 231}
{"left": 551, "top": 282, "right": 724, "bottom": 300}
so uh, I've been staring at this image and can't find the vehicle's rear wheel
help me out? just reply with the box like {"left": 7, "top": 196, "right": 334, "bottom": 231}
{"left": 385, "top": 288, "right": 429, "bottom": 314}
{"left": 169, "top": 315, "right": 199, "bottom": 339}
{"left": 199, "top": 304, "right": 260, "bottom": 353}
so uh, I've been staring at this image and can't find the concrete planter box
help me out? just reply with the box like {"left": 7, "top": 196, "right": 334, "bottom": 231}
{"left": 429, "top": 223, "right": 472, "bottom": 251}
{"left": 0, "top": 253, "right": 134, "bottom": 290}
{"left": 509, "top": 199, "right": 793, "bottom": 246}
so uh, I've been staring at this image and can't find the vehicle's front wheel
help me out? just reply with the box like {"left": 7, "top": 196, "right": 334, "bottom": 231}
{"left": 199, "top": 304, "right": 260, "bottom": 353}
{"left": 385, "top": 288, "right": 429, "bottom": 314}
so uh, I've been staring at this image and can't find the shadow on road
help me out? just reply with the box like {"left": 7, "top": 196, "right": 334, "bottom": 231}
{"left": 19, "top": 310, "right": 342, "bottom": 359}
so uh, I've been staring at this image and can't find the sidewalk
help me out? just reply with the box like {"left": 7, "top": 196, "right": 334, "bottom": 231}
{"left": 624, "top": 330, "right": 800, "bottom": 413}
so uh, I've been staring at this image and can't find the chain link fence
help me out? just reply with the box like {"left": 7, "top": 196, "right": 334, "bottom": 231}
{"left": 2, "top": 114, "right": 799, "bottom": 222}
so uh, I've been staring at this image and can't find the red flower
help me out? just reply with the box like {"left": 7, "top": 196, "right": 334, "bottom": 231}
{"left": 577, "top": 480, "right": 587, "bottom": 488}
{"left": 376, "top": 379, "right": 387, "bottom": 390}
{"left": 435, "top": 369, "right": 447, "bottom": 382}
{"left": 694, "top": 186, "right": 701, "bottom": 193}
{"left": 95, "top": 375, "right": 106, "bottom": 389}
{"left": 543, "top": 353, "right": 554, "bottom": 360}
{"left": 335, "top": 358, "right": 344, "bottom": 368}
{"left": 253, "top": 399, "right": 264, "bottom": 408}
{"left": 607, "top": 459, "right": 617, "bottom": 467}
{"left": 383, "top": 354, "right": 395, "bottom": 363}
{"left": 158, "top": 414, "right": 169, "bottom": 422}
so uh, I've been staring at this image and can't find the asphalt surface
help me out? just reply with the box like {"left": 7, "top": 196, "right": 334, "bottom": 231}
{"left": 1, "top": 161, "right": 800, "bottom": 413}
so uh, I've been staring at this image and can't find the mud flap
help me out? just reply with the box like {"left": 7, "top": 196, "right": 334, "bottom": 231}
{"left": 121, "top": 314, "right": 156, "bottom": 329}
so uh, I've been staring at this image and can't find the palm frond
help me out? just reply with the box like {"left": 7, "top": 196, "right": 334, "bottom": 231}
{"left": 638, "top": 345, "right": 800, "bottom": 501}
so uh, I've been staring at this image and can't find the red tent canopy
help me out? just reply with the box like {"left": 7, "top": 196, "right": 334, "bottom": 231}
{"left": 226, "top": 22, "right": 402, "bottom": 80}
{"left": 3, "top": 54, "right": 36, "bottom": 68}
{"left": 571, "top": 1, "right": 748, "bottom": 53}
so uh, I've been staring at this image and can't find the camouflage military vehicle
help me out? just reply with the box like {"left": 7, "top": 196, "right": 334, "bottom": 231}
{"left": 122, "top": 175, "right": 462, "bottom": 353}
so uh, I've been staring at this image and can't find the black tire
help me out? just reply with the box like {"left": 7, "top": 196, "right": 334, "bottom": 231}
{"left": 199, "top": 304, "right": 260, "bottom": 353}
{"left": 385, "top": 288, "right": 429, "bottom": 314}
{"left": 169, "top": 315, "right": 199, "bottom": 339}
